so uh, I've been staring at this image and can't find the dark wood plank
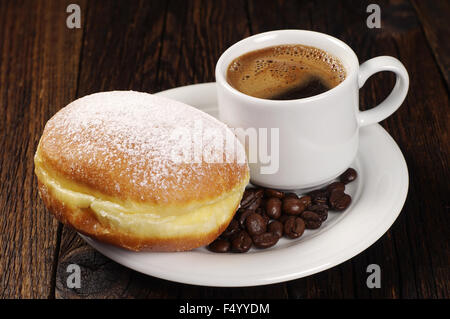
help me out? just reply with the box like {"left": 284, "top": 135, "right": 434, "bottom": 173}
{"left": 72, "top": 0, "right": 168, "bottom": 94}
{"left": 247, "top": 0, "right": 313, "bottom": 34}
{"left": 157, "top": 0, "right": 252, "bottom": 91}
{"left": 56, "top": 245, "right": 181, "bottom": 299}
{"left": 381, "top": 0, "right": 449, "bottom": 298}
{"left": 390, "top": 13, "right": 450, "bottom": 298}
{"left": 411, "top": 0, "right": 450, "bottom": 90}
{"left": 0, "top": 0, "right": 85, "bottom": 298}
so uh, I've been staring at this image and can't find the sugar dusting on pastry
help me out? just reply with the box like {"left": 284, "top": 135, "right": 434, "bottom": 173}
{"left": 40, "top": 91, "right": 247, "bottom": 202}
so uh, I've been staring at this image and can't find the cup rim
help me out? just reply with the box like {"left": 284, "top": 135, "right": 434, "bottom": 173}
{"left": 215, "top": 29, "right": 359, "bottom": 104}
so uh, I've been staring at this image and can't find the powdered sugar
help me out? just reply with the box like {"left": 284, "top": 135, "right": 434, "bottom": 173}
{"left": 42, "top": 91, "right": 247, "bottom": 201}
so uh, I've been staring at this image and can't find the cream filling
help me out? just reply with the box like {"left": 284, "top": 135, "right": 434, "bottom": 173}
{"left": 35, "top": 153, "right": 248, "bottom": 239}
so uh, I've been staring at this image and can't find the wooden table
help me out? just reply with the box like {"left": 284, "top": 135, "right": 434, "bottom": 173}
{"left": 0, "top": 0, "right": 448, "bottom": 299}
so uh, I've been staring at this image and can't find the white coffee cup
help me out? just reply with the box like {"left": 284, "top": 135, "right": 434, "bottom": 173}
{"left": 215, "top": 30, "right": 409, "bottom": 190}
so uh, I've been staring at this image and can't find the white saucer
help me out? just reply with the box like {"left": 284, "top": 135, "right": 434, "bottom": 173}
{"left": 81, "top": 82, "right": 409, "bottom": 287}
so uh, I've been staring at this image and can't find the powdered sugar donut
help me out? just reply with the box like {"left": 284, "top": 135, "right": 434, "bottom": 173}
{"left": 35, "top": 91, "right": 249, "bottom": 251}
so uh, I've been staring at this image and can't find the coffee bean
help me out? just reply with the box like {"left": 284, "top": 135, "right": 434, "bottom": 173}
{"left": 253, "top": 232, "right": 279, "bottom": 249}
{"left": 284, "top": 216, "right": 306, "bottom": 239}
{"left": 221, "top": 219, "right": 240, "bottom": 238}
{"left": 231, "top": 230, "right": 252, "bottom": 253}
{"left": 237, "top": 209, "right": 253, "bottom": 228}
{"left": 340, "top": 168, "right": 357, "bottom": 184}
{"left": 268, "top": 220, "right": 283, "bottom": 238}
{"left": 308, "top": 203, "right": 329, "bottom": 210}
{"left": 264, "top": 197, "right": 282, "bottom": 219}
{"left": 282, "top": 197, "right": 306, "bottom": 215}
{"left": 241, "top": 189, "right": 256, "bottom": 207}
{"left": 260, "top": 212, "right": 270, "bottom": 225}
{"left": 254, "top": 188, "right": 265, "bottom": 198}
{"left": 240, "top": 188, "right": 264, "bottom": 210}
{"left": 308, "top": 189, "right": 328, "bottom": 205}
{"left": 317, "top": 210, "right": 328, "bottom": 222}
{"left": 245, "top": 212, "right": 267, "bottom": 236}
{"left": 255, "top": 207, "right": 270, "bottom": 224}
{"left": 209, "top": 168, "right": 358, "bottom": 253}
{"left": 264, "top": 188, "right": 285, "bottom": 199}
{"left": 328, "top": 189, "right": 352, "bottom": 210}
{"left": 308, "top": 204, "right": 329, "bottom": 221}
{"left": 247, "top": 196, "right": 262, "bottom": 211}
{"left": 301, "top": 211, "right": 322, "bottom": 229}
{"left": 298, "top": 195, "right": 312, "bottom": 207}
{"left": 278, "top": 214, "right": 290, "bottom": 224}
{"left": 208, "top": 239, "right": 230, "bottom": 253}
{"left": 331, "top": 193, "right": 352, "bottom": 211}
{"left": 284, "top": 192, "right": 299, "bottom": 199}
{"left": 329, "top": 189, "right": 347, "bottom": 209}
{"left": 326, "top": 182, "right": 345, "bottom": 194}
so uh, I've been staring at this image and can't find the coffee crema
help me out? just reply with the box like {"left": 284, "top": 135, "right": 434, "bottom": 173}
{"left": 226, "top": 44, "right": 346, "bottom": 100}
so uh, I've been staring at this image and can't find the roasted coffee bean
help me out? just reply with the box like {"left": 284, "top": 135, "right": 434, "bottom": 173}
{"left": 254, "top": 188, "right": 265, "bottom": 198}
{"left": 326, "top": 182, "right": 345, "bottom": 194}
{"left": 231, "top": 230, "right": 252, "bottom": 253}
{"left": 252, "top": 232, "right": 279, "bottom": 249}
{"left": 237, "top": 209, "right": 253, "bottom": 228}
{"left": 308, "top": 203, "right": 329, "bottom": 210}
{"left": 278, "top": 214, "right": 290, "bottom": 224}
{"left": 308, "top": 189, "right": 329, "bottom": 205}
{"left": 241, "top": 189, "right": 256, "bottom": 207}
{"left": 221, "top": 219, "right": 240, "bottom": 238}
{"left": 245, "top": 212, "right": 267, "bottom": 236}
{"left": 301, "top": 211, "right": 322, "bottom": 229}
{"left": 240, "top": 188, "right": 264, "bottom": 209}
{"left": 298, "top": 195, "right": 312, "bottom": 207}
{"left": 264, "top": 197, "right": 282, "bottom": 219}
{"left": 264, "top": 188, "right": 285, "bottom": 199}
{"left": 246, "top": 196, "right": 263, "bottom": 211}
{"left": 282, "top": 197, "right": 306, "bottom": 215}
{"left": 284, "top": 192, "right": 299, "bottom": 199}
{"left": 329, "top": 189, "right": 344, "bottom": 202}
{"left": 308, "top": 204, "right": 329, "bottom": 221}
{"left": 268, "top": 220, "right": 283, "bottom": 238}
{"left": 317, "top": 210, "right": 328, "bottom": 222}
{"left": 328, "top": 189, "right": 352, "bottom": 210}
{"left": 208, "top": 239, "right": 230, "bottom": 253}
{"left": 255, "top": 207, "right": 270, "bottom": 224}
{"left": 208, "top": 171, "right": 359, "bottom": 252}
{"left": 284, "top": 216, "right": 306, "bottom": 239}
{"left": 260, "top": 212, "right": 270, "bottom": 225}
{"left": 331, "top": 193, "right": 352, "bottom": 211}
{"left": 340, "top": 168, "right": 357, "bottom": 184}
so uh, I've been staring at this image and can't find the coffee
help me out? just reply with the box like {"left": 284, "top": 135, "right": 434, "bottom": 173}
{"left": 207, "top": 167, "right": 357, "bottom": 253}
{"left": 226, "top": 44, "right": 346, "bottom": 100}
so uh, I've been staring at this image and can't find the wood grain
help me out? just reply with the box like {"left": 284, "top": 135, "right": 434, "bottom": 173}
{"left": 411, "top": 0, "right": 450, "bottom": 90}
{"left": 0, "top": 0, "right": 85, "bottom": 298}
{"left": 0, "top": 0, "right": 448, "bottom": 299}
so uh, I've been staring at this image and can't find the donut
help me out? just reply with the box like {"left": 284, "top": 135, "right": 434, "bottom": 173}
{"left": 34, "top": 91, "right": 249, "bottom": 251}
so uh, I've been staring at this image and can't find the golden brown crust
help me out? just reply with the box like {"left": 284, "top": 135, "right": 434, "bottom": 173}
{"left": 35, "top": 91, "right": 249, "bottom": 251}
{"left": 38, "top": 180, "right": 237, "bottom": 251}
{"left": 37, "top": 91, "right": 248, "bottom": 205}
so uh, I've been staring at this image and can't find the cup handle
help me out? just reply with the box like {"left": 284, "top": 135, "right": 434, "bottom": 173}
{"left": 357, "top": 56, "right": 409, "bottom": 127}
